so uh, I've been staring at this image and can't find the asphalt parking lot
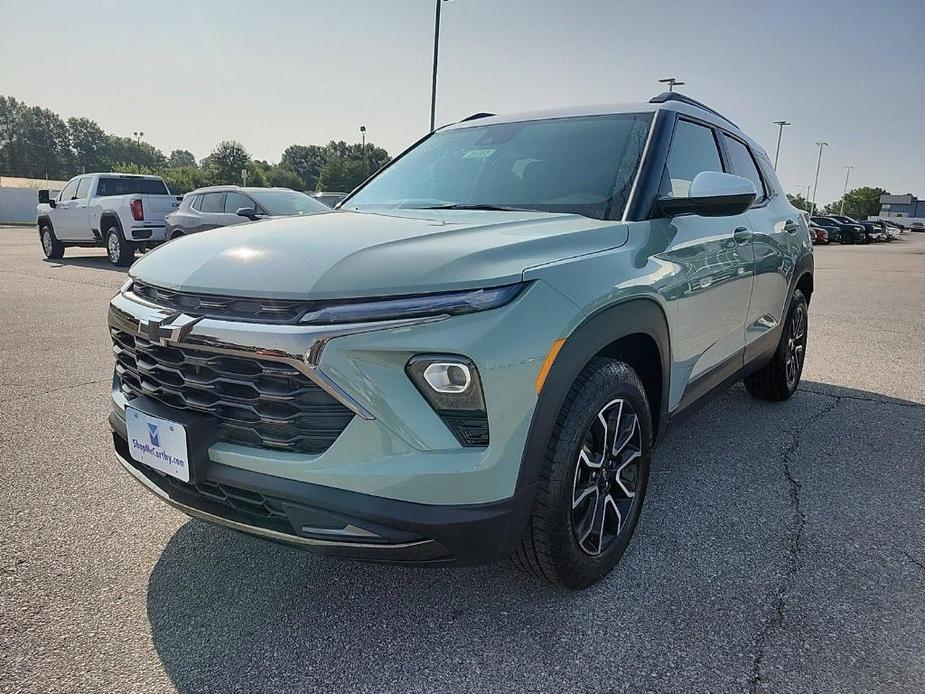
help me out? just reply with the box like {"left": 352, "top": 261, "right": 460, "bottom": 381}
{"left": 1, "top": 226, "right": 923, "bottom": 693}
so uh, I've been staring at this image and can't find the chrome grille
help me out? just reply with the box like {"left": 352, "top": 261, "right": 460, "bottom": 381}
{"left": 131, "top": 281, "right": 311, "bottom": 323}
{"left": 111, "top": 328, "right": 354, "bottom": 454}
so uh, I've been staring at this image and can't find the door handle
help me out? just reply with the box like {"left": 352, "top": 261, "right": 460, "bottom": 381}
{"left": 733, "top": 226, "right": 753, "bottom": 243}
{"left": 783, "top": 219, "right": 799, "bottom": 234}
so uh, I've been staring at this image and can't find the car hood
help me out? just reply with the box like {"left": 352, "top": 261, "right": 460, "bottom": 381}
{"left": 130, "top": 209, "right": 628, "bottom": 300}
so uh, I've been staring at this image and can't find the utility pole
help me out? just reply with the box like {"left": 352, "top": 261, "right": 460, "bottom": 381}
{"left": 810, "top": 141, "right": 828, "bottom": 216}
{"left": 772, "top": 120, "right": 791, "bottom": 170}
{"left": 658, "top": 77, "right": 685, "bottom": 92}
{"left": 430, "top": 1, "right": 451, "bottom": 131}
{"left": 840, "top": 165, "right": 853, "bottom": 215}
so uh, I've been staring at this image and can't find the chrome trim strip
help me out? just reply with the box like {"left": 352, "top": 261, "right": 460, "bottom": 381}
{"left": 110, "top": 292, "right": 447, "bottom": 420}
{"left": 116, "top": 452, "right": 431, "bottom": 551}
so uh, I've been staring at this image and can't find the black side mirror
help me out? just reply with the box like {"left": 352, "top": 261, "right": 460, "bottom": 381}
{"left": 236, "top": 207, "right": 260, "bottom": 221}
{"left": 38, "top": 189, "right": 51, "bottom": 204}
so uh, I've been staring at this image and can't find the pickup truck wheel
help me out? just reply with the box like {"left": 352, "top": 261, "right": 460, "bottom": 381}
{"left": 513, "top": 357, "right": 652, "bottom": 589}
{"left": 40, "top": 225, "right": 65, "bottom": 259}
{"left": 744, "top": 289, "right": 808, "bottom": 401}
{"left": 105, "top": 226, "right": 134, "bottom": 266}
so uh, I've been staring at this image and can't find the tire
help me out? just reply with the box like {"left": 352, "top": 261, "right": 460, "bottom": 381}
{"left": 513, "top": 358, "right": 652, "bottom": 589}
{"left": 170, "top": 230, "right": 185, "bottom": 240}
{"left": 39, "top": 224, "right": 64, "bottom": 259}
{"left": 105, "top": 225, "right": 134, "bottom": 266}
{"left": 744, "top": 289, "right": 808, "bottom": 402}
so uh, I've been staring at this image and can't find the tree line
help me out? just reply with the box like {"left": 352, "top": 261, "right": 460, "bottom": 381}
{"left": 0, "top": 95, "right": 390, "bottom": 194}
{"left": 786, "top": 186, "right": 889, "bottom": 221}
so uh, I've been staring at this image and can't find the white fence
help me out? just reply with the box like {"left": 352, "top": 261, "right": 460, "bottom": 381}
{"left": 0, "top": 187, "right": 41, "bottom": 224}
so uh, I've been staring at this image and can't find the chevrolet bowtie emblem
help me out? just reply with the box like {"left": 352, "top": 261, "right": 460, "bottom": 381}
{"left": 137, "top": 313, "right": 202, "bottom": 346}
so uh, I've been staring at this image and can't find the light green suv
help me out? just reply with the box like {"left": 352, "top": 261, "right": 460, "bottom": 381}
{"left": 109, "top": 92, "right": 813, "bottom": 588}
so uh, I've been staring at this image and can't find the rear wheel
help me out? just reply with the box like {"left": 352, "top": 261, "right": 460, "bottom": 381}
{"left": 744, "top": 290, "right": 808, "bottom": 401}
{"left": 105, "top": 226, "right": 134, "bottom": 266}
{"left": 40, "top": 224, "right": 64, "bottom": 259}
{"left": 513, "top": 358, "right": 652, "bottom": 589}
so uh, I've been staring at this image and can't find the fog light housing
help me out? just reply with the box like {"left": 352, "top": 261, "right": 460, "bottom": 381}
{"left": 423, "top": 362, "right": 472, "bottom": 394}
{"left": 406, "top": 355, "right": 488, "bottom": 447}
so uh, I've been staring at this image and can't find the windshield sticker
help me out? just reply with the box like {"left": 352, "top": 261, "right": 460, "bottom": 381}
{"left": 463, "top": 148, "right": 496, "bottom": 159}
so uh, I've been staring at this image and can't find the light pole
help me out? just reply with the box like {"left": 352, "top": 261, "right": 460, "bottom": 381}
{"left": 810, "top": 141, "right": 828, "bottom": 216}
{"left": 430, "top": 0, "right": 451, "bottom": 132}
{"left": 772, "top": 120, "right": 791, "bottom": 170}
{"left": 132, "top": 131, "right": 144, "bottom": 143}
{"left": 360, "top": 125, "right": 366, "bottom": 150}
{"left": 840, "top": 165, "right": 853, "bottom": 215}
{"left": 658, "top": 77, "right": 685, "bottom": 92}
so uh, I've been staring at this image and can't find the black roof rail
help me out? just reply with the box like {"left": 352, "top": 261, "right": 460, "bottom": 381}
{"left": 649, "top": 92, "right": 737, "bottom": 128}
{"left": 459, "top": 112, "right": 495, "bottom": 122}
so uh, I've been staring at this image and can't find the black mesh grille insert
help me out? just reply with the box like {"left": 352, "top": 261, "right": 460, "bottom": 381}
{"left": 111, "top": 328, "right": 354, "bottom": 454}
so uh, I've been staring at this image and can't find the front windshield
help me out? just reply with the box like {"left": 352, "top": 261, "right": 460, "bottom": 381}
{"left": 345, "top": 113, "right": 653, "bottom": 220}
{"left": 249, "top": 190, "right": 329, "bottom": 216}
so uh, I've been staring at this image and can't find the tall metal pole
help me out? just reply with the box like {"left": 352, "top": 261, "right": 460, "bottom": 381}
{"left": 840, "top": 165, "right": 853, "bottom": 215}
{"left": 810, "top": 141, "right": 828, "bottom": 216}
{"left": 772, "top": 120, "right": 790, "bottom": 170}
{"left": 429, "top": 0, "right": 442, "bottom": 132}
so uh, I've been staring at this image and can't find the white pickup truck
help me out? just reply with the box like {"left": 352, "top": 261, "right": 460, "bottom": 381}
{"left": 37, "top": 173, "right": 180, "bottom": 266}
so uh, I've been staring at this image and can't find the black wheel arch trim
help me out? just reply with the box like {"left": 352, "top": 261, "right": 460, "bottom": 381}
{"left": 516, "top": 296, "right": 671, "bottom": 491}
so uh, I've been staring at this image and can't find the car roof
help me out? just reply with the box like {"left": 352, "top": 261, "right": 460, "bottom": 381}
{"left": 185, "top": 185, "right": 297, "bottom": 194}
{"left": 440, "top": 93, "right": 768, "bottom": 160}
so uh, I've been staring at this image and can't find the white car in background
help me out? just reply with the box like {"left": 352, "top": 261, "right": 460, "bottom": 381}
{"left": 37, "top": 173, "right": 180, "bottom": 266}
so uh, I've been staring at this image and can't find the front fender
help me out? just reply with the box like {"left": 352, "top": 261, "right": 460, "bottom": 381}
{"left": 515, "top": 297, "right": 671, "bottom": 490}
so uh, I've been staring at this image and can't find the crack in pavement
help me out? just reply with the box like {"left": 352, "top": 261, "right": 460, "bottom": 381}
{"left": 0, "top": 268, "right": 120, "bottom": 290}
{"left": 800, "top": 387, "right": 924, "bottom": 410}
{"left": 2, "top": 378, "right": 109, "bottom": 403}
{"left": 902, "top": 550, "right": 925, "bottom": 573}
{"left": 748, "top": 395, "right": 842, "bottom": 694}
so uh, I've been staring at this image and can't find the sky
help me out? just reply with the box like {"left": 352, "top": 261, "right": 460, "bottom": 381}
{"left": 1, "top": 0, "right": 923, "bottom": 205}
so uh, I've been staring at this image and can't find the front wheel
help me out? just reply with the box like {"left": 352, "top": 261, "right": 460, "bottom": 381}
{"left": 105, "top": 226, "right": 135, "bottom": 266}
{"left": 40, "top": 224, "right": 64, "bottom": 259}
{"left": 513, "top": 358, "right": 652, "bottom": 589}
{"left": 744, "top": 289, "right": 808, "bottom": 401}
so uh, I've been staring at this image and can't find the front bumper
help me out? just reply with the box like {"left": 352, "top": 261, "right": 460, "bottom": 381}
{"left": 112, "top": 426, "right": 534, "bottom": 565}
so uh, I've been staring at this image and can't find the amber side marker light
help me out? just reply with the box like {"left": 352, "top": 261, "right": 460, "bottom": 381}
{"left": 535, "top": 338, "right": 566, "bottom": 394}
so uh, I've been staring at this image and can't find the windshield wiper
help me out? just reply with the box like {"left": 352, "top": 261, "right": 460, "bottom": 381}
{"left": 415, "top": 203, "right": 535, "bottom": 212}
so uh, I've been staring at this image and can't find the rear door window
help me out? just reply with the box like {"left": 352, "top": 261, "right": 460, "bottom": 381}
{"left": 199, "top": 193, "right": 225, "bottom": 213}
{"left": 722, "top": 135, "right": 767, "bottom": 203}
{"left": 661, "top": 120, "right": 724, "bottom": 198}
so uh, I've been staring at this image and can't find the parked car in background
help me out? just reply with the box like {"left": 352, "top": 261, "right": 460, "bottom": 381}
{"left": 812, "top": 215, "right": 858, "bottom": 244}
{"left": 310, "top": 191, "right": 349, "bottom": 208}
{"left": 881, "top": 219, "right": 906, "bottom": 233}
{"left": 866, "top": 219, "right": 896, "bottom": 241}
{"left": 108, "top": 92, "right": 814, "bottom": 589}
{"left": 826, "top": 214, "right": 872, "bottom": 243}
{"left": 857, "top": 220, "right": 886, "bottom": 242}
{"left": 165, "top": 186, "right": 329, "bottom": 238}
{"left": 911, "top": 222, "right": 925, "bottom": 233}
{"left": 37, "top": 173, "right": 180, "bottom": 266}
{"left": 809, "top": 222, "right": 830, "bottom": 244}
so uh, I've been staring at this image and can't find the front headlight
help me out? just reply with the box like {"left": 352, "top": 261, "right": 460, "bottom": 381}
{"left": 298, "top": 283, "right": 526, "bottom": 325}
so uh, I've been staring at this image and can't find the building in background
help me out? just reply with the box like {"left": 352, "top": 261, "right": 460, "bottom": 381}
{"left": 878, "top": 193, "right": 925, "bottom": 220}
